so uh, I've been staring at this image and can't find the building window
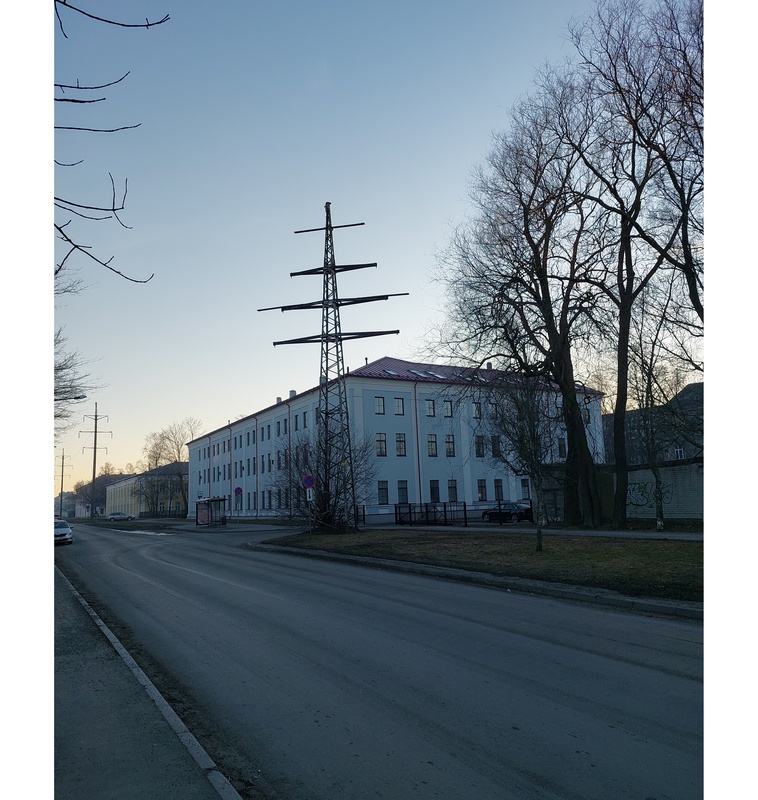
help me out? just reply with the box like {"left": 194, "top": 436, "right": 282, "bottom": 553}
{"left": 394, "top": 397, "right": 404, "bottom": 415}
{"left": 447, "top": 479, "right": 458, "bottom": 502}
{"left": 283, "top": 419, "right": 288, "bottom": 434}
{"left": 521, "top": 478, "right": 531, "bottom": 500}
{"left": 267, "top": 425, "right": 271, "bottom": 440}
{"left": 425, "top": 399, "right": 435, "bottom": 417}
{"left": 494, "top": 478, "right": 503, "bottom": 501}
{"left": 378, "top": 480, "right": 389, "bottom": 505}
{"left": 247, "top": 458, "right": 250, "bottom": 475}
{"left": 276, "top": 421, "right": 281, "bottom": 436}
{"left": 473, "top": 401, "right": 481, "bottom": 419}
{"left": 375, "top": 396, "right": 385, "bottom": 415}
{"left": 397, "top": 480, "right": 408, "bottom": 504}
{"left": 429, "top": 480, "right": 440, "bottom": 503}
{"left": 396, "top": 433, "right": 407, "bottom": 457}
{"left": 427, "top": 434, "right": 438, "bottom": 457}
{"left": 443, "top": 399, "right": 452, "bottom": 417}
{"left": 303, "top": 411, "right": 308, "bottom": 428}
{"left": 491, "top": 435, "right": 501, "bottom": 458}
{"left": 477, "top": 479, "right": 487, "bottom": 502}
{"left": 558, "top": 437, "right": 567, "bottom": 459}
{"left": 445, "top": 434, "right": 455, "bottom": 457}
{"left": 674, "top": 444, "right": 686, "bottom": 460}
{"left": 475, "top": 435, "right": 486, "bottom": 458}
{"left": 294, "top": 415, "right": 299, "bottom": 431}
{"left": 376, "top": 433, "right": 387, "bottom": 457}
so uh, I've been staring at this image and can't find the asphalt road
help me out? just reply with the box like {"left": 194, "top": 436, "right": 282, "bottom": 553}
{"left": 55, "top": 522, "right": 703, "bottom": 800}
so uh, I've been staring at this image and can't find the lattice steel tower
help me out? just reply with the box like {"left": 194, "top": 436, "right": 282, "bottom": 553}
{"left": 259, "top": 202, "right": 407, "bottom": 531}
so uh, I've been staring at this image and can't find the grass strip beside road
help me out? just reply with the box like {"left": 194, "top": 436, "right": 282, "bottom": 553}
{"left": 265, "top": 529, "right": 703, "bottom": 602}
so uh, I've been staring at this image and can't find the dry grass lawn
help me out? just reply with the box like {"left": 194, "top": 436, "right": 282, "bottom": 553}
{"left": 265, "top": 528, "right": 703, "bottom": 602}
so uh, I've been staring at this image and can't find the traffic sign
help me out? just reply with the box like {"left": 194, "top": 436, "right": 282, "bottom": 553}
{"left": 234, "top": 487, "right": 242, "bottom": 496}
{"left": 302, "top": 474, "right": 316, "bottom": 489}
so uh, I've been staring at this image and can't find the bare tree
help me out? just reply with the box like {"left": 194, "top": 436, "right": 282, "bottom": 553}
{"left": 140, "top": 417, "right": 203, "bottom": 514}
{"left": 440, "top": 0, "right": 702, "bottom": 528}
{"left": 478, "top": 373, "right": 564, "bottom": 551}
{"left": 559, "top": 0, "right": 703, "bottom": 526}
{"left": 440, "top": 83, "right": 606, "bottom": 527}
{"left": 263, "top": 429, "right": 378, "bottom": 526}
{"left": 72, "top": 464, "right": 124, "bottom": 516}
{"left": 54, "top": 327, "right": 96, "bottom": 440}
{"left": 571, "top": 0, "right": 703, "bottom": 322}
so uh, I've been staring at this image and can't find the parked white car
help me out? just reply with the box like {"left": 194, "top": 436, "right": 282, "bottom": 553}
{"left": 55, "top": 519, "right": 73, "bottom": 545}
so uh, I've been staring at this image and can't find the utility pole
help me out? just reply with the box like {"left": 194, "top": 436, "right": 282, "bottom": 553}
{"left": 56, "top": 449, "right": 72, "bottom": 518}
{"left": 259, "top": 202, "right": 407, "bottom": 532}
{"left": 79, "top": 402, "right": 112, "bottom": 519}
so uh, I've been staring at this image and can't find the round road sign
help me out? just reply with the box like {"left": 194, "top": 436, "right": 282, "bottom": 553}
{"left": 302, "top": 474, "right": 316, "bottom": 489}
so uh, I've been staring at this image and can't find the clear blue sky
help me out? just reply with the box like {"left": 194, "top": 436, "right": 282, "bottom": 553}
{"left": 49, "top": 0, "right": 605, "bottom": 488}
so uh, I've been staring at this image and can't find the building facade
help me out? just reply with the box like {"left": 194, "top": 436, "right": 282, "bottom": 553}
{"left": 186, "top": 357, "right": 605, "bottom": 521}
{"left": 106, "top": 462, "right": 189, "bottom": 518}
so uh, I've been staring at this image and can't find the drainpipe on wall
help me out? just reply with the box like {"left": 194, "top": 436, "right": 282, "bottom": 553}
{"left": 207, "top": 434, "right": 212, "bottom": 502}
{"left": 287, "top": 394, "right": 294, "bottom": 516}
{"left": 413, "top": 382, "right": 422, "bottom": 503}
{"left": 254, "top": 416, "right": 259, "bottom": 518}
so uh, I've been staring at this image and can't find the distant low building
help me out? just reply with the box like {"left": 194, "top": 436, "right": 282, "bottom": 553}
{"left": 603, "top": 382, "right": 703, "bottom": 466}
{"left": 106, "top": 462, "right": 189, "bottom": 518}
{"left": 54, "top": 491, "right": 77, "bottom": 519}
{"left": 602, "top": 382, "right": 703, "bottom": 522}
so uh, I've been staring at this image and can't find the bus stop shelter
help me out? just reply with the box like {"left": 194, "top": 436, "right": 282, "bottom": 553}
{"left": 195, "top": 497, "right": 227, "bottom": 527}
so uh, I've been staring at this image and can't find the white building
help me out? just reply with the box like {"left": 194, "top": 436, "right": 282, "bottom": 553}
{"left": 186, "top": 356, "right": 605, "bottom": 522}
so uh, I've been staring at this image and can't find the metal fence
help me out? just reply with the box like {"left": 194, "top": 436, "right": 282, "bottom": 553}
{"left": 394, "top": 502, "right": 469, "bottom": 527}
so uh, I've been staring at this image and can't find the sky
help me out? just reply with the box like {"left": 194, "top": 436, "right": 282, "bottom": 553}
{"left": 48, "top": 0, "right": 602, "bottom": 489}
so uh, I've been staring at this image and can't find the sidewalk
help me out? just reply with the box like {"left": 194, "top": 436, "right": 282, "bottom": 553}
{"left": 55, "top": 567, "right": 241, "bottom": 800}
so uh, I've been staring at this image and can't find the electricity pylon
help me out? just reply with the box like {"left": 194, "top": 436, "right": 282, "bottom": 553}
{"left": 259, "top": 202, "right": 407, "bottom": 531}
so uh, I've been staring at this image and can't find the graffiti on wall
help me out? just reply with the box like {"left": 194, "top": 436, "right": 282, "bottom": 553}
{"left": 627, "top": 481, "right": 673, "bottom": 508}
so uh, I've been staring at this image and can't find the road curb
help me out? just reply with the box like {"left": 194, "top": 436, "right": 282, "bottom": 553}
{"left": 55, "top": 566, "right": 245, "bottom": 800}
{"left": 247, "top": 543, "right": 703, "bottom": 620}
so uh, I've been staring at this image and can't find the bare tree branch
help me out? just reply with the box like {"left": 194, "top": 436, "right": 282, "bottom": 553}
{"left": 55, "top": 1, "right": 170, "bottom": 38}
{"left": 55, "top": 223, "right": 154, "bottom": 284}
{"left": 55, "top": 123, "right": 142, "bottom": 133}
{"left": 55, "top": 72, "right": 131, "bottom": 92}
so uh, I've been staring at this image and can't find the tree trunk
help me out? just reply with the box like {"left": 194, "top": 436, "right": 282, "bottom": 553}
{"left": 613, "top": 296, "right": 632, "bottom": 529}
